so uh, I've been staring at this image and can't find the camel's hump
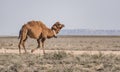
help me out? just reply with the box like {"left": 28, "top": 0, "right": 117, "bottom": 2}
{"left": 26, "top": 20, "right": 48, "bottom": 29}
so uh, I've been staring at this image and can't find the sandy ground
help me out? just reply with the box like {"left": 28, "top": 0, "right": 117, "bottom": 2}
{"left": 0, "top": 49, "right": 120, "bottom": 55}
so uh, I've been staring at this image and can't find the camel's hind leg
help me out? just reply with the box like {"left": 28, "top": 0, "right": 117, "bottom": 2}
{"left": 18, "top": 36, "right": 28, "bottom": 54}
{"left": 22, "top": 37, "right": 28, "bottom": 53}
{"left": 18, "top": 39, "right": 22, "bottom": 54}
{"left": 18, "top": 27, "right": 28, "bottom": 54}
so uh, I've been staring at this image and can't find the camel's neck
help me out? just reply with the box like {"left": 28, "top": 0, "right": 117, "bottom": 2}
{"left": 46, "top": 29, "right": 57, "bottom": 38}
{"left": 52, "top": 30, "right": 57, "bottom": 37}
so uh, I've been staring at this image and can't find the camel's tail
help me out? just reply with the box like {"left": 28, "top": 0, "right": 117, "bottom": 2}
{"left": 18, "top": 25, "right": 28, "bottom": 39}
{"left": 18, "top": 30, "right": 22, "bottom": 39}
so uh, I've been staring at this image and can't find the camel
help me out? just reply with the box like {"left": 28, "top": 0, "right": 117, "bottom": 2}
{"left": 18, "top": 20, "right": 64, "bottom": 54}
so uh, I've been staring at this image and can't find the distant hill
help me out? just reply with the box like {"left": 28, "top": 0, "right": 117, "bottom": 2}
{"left": 59, "top": 29, "right": 120, "bottom": 36}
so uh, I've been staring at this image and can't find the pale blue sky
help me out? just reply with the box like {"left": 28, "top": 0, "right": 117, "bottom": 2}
{"left": 0, "top": 0, "right": 120, "bottom": 35}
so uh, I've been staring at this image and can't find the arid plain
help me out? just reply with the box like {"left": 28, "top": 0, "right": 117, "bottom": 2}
{"left": 1, "top": 36, "right": 120, "bottom": 52}
{"left": 0, "top": 36, "right": 120, "bottom": 72}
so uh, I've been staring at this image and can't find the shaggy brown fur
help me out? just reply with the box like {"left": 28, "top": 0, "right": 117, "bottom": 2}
{"left": 18, "top": 20, "right": 64, "bottom": 54}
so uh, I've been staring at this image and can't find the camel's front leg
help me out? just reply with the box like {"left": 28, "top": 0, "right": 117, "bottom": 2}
{"left": 41, "top": 38, "right": 46, "bottom": 54}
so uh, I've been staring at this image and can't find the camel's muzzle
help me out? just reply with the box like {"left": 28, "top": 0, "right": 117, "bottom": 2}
{"left": 53, "top": 30, "right": 57, "bottom": 38}
{"left": 54, "top": 36, "right": 57, "bottom": 38}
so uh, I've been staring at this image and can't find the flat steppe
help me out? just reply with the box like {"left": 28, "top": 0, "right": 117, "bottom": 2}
{"left": 0, "top": 36, "right": 120, "bottom": 54}
{"left": 0, "top": 36, "right": 120, "bottom": 72}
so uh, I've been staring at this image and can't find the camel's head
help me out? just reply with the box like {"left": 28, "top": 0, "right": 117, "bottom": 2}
{"left": 51, "top": 22, "right": 65, "bottom": 38}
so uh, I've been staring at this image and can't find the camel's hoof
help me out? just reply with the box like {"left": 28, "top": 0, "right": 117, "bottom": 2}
{"left": 31, "top": 50, "right": 34, "bottom": 53}
{"left": 31, "top": 49, "right": 35, "bottom": 53}
{"left": 54, "top": 36, "right": 57, "bottom": 38}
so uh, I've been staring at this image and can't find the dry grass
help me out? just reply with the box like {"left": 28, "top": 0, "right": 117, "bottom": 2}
{"left": 0, "top": 36, "right": 120, "bottom": 72}
{"left": 0, "top": 51, "right": 120, "bottom": 72}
